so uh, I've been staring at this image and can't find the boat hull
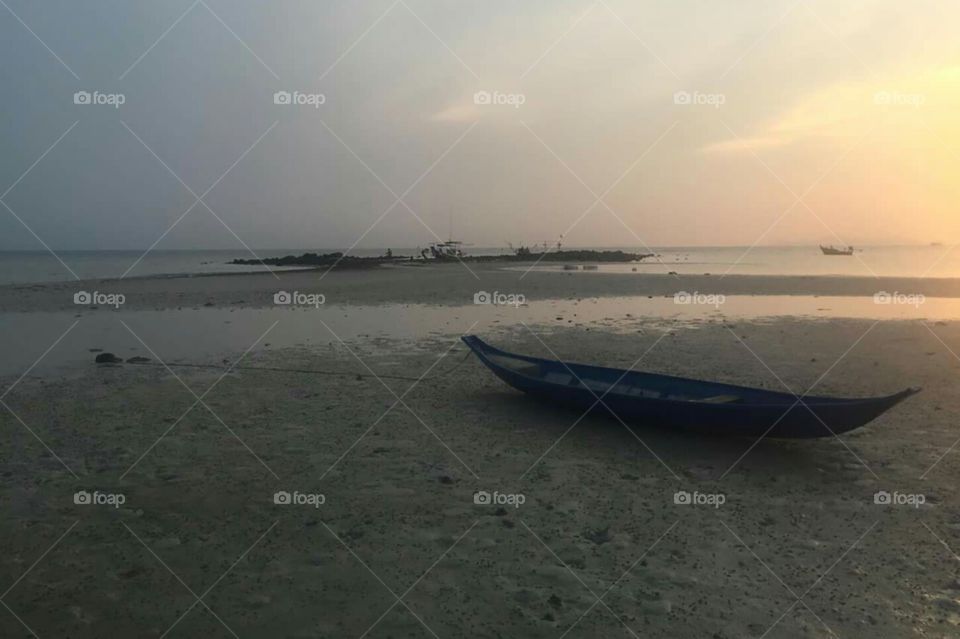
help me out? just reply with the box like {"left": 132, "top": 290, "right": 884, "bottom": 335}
{"left": 462, "top": 336, "right": 918, "bottom": 439}
{"left": 820, "top": 245, "right": 855, "bottom": 256}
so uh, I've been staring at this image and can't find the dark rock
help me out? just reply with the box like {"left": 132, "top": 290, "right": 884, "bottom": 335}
{"left": 231, "top": 249, "right": 654, "bottom": 268}
{"left": 126, "top": 356, "right": 150, "bottom": 364}
{"left": 95, "top": 353, "right": 122, "bottom": 364}
{"left": 585, "top": 527, "right": 612, "bottom": 545}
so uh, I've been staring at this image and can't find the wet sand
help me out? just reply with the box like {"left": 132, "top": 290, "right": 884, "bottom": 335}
{"left": 2, "top": 261, "right": 960, "bottom": 312}
{"left": 1, "top": 266, "right": 960, "bottom": 637}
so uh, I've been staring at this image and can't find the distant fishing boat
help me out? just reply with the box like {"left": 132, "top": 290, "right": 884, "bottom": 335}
{"left": 421, "top": 240, "right": 468, "bottom": 260}
{"left": 820, "top": 245, "right": 855, "bottom": 256}
{"left": 463, "top": 336, "right": 918, "bottom": 439}
{"left": 422, "top": 213, "right": 471, "bottom": 260}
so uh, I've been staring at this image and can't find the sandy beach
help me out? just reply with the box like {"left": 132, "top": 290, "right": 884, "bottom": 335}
{"left": 2, "top": 264, "right": 959, "bottom": 638}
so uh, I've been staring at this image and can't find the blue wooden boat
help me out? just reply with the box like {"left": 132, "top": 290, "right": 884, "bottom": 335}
{"left": 462, "top": 336, "right": 919, "bottom": 439}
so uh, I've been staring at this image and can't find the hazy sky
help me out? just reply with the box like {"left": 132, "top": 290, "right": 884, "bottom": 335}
{"left": 1, "top": 0, "right": 958, "bottom": 251}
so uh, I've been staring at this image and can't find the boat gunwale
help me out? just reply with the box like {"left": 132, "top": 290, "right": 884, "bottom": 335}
{"left": 461, "top": 335, "right": 919, "bottom": 409}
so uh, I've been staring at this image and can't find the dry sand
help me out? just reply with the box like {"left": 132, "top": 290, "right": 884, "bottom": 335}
{"left": 2, "top": 266, "right": 960, "bottom": 637}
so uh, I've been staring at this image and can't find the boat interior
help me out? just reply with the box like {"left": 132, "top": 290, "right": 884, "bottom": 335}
{"left": 483, "top": 351, "right": 747, "bottom": 404}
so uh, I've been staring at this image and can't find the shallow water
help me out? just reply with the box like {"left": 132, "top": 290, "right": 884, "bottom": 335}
{"left": 514, "top": 244, "right": 960, "bottom": 278}
{"left": 2, "top": 294, "right": 958, "bottom": 379}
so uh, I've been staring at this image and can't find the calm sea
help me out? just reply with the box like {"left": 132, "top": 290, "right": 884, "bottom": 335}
{"left": 0, "top": 246, "right": 958, "bottom": 285}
